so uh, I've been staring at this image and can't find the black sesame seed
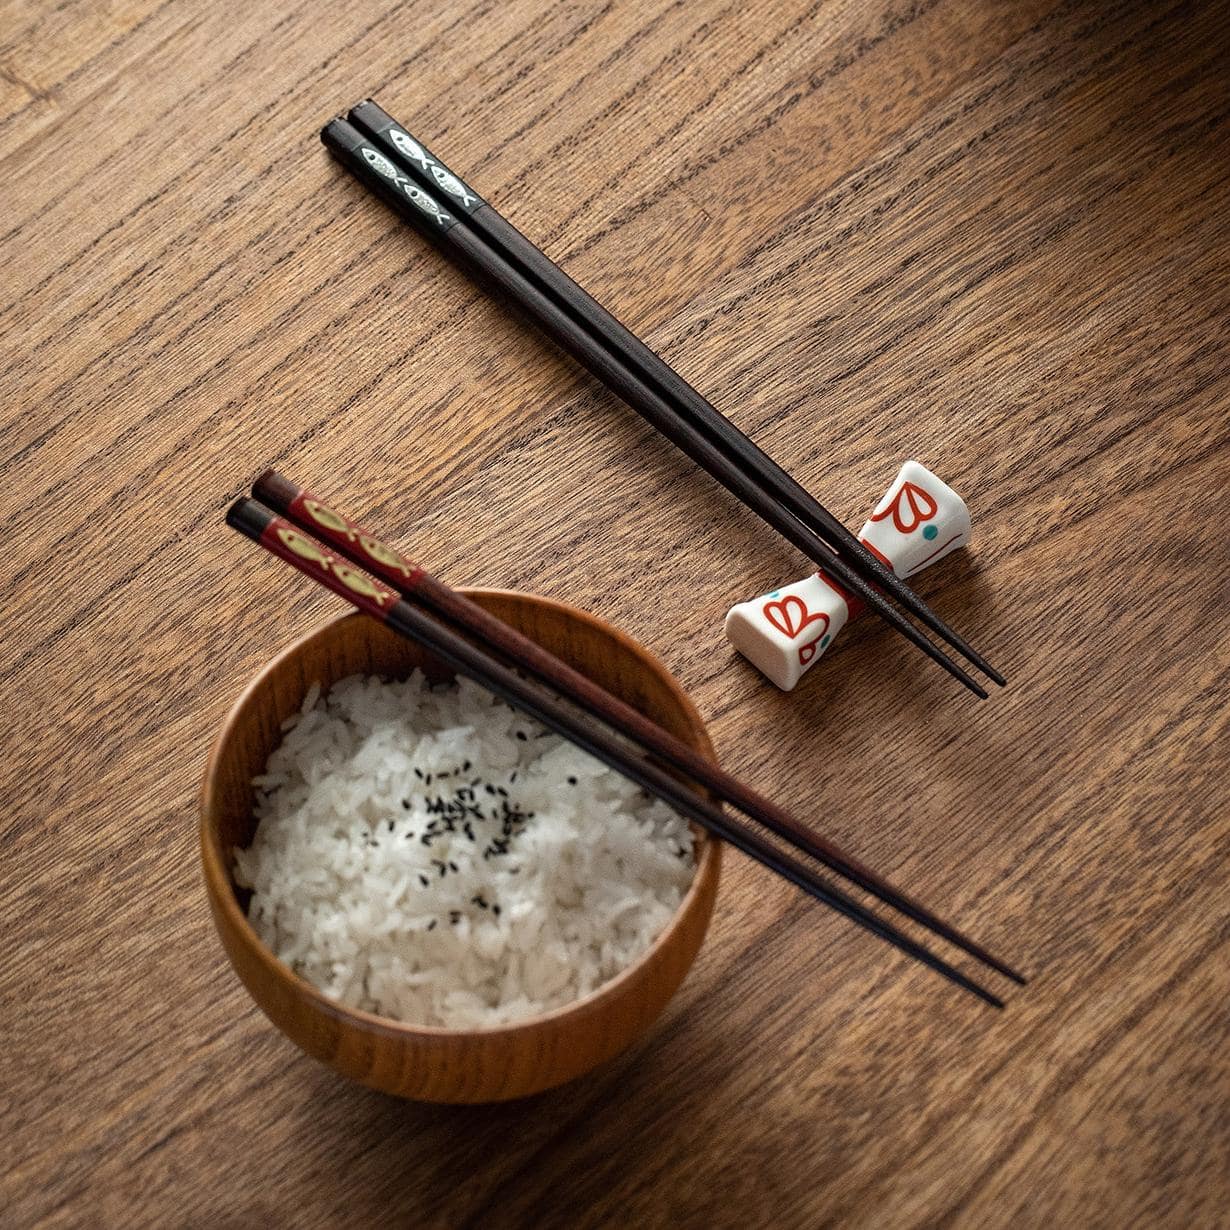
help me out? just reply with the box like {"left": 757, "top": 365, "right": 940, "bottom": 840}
{"left": 418, "top": 874, "right": 429, "bottom": 888}
{"left": 426, "top": 919, "right": 437, "bottom": 931}
{"left": 413, "top": 768, "right": 423, "bottom": 780}
{"left": 462, "top": 760, "right": 472, "bottom": 771}
{"left": 401, "top": 799, "right": 411, "bottom": 809}
{"left": 515, "top": 731, "right": 527, "bottom": 741}
{"left": 387, "top": 820, "right": 395, "bottom": 832}
{"left": 567, "top": 776, "right": 577, "bottom": 785}
{"left": 492, "top": 904, "right": 501, "bottom": 917}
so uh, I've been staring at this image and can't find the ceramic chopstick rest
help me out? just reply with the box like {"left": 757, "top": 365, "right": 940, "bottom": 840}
{"left": 724, "top": 462, "right": 972, "bottom": 691}
{"left": 724, "top": 573, "right": 850, "bottom": 693}
{"left": 858, "top": 460, "right": 971, "bottom": 580}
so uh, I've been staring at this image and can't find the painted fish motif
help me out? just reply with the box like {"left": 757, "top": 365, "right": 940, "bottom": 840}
{"left": 362, "top": 147, "right": 400, "bottom": 180}
{"left": 304, "top": 499, "right": 357, "bottom": 541}
{"left": 360, "top": 534, "right": 416, "bottom": 578}
{"left": 429, "top": 164, "right": 477, "bottom": 207}
{"left": 404, "top": 184, "right": 451, "bottom": 225}
{"left": 334, "top": 562, "right": 395, "bottom": 605}
{"left": 389, "top": 129, "right": 432, "bottom": 171}
{"left": 277, "top": 527, "right": 330, "bottom": 567}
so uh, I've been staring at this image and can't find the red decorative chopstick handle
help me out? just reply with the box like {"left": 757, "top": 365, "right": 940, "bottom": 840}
{"left": 253, "top": 471, "right": 426, "bottom": 591}
{"left": 228, "top": 499, "right": 402, "bottom": 619}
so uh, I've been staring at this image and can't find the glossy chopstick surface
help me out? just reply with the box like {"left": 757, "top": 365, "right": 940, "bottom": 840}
{"left": 254, "top": 469, "right": 1024, "bottom": 985}
{"left": 344, "top": 100, "right": 1004, "bottom": 690}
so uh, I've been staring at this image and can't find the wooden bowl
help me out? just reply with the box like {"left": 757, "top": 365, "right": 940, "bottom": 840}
{"left": 200, "top": 593, "right": 721, "bottom": 1103}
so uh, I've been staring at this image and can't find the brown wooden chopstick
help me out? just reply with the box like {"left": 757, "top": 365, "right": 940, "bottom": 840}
{"left": 227, "top": 495, "right": 1006, "bottom": 1007}
{"left": 253, "top": 470, "right": 1024, "bottom": 988}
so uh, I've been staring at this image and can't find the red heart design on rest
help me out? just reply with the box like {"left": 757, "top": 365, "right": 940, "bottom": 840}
{"left": 798, "top": 633, "right": 828, "bottom": 666}
{"left": 869, "top": 480, "right": 938, "bottom": 534}
{"left": 762, "top": 595, "right": 829, "bottom": 642}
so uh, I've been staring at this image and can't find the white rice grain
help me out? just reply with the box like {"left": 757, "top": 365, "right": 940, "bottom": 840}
{"left": 234, "top": 672, "right": 696, "bottom": 1029}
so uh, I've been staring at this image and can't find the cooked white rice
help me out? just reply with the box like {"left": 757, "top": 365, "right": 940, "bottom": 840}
{"left": 234, "top": 671, "right": 696, "bottom": 1029}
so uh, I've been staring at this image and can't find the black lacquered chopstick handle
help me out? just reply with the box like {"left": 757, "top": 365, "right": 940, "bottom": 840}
{"left": 322, "top": 118, "right": 460, "bottom": 233}
{"left": 349, "top": 101, "right": 486, "bottom": 216}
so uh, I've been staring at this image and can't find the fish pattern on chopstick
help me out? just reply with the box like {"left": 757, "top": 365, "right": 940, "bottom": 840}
{"left": 295, "top": 494, "right": 425, "bottom": 585}
{"left": 273, "top": 522, "right": 400, "bottom": 608}
{"left": 386, "top": 128, "right": 482, "bottom": 210}
{"left": 358, "top": 146, "right": 455, "bottom": 228}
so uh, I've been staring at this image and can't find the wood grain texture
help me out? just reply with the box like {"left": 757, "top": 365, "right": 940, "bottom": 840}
{"left": 1, "top": 0, "right": 1227, "bottom": 1225}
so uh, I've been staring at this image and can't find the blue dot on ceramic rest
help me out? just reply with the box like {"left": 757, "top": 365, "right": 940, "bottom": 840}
{"left": 820, "top": 635, "right": 831, "bottom": 648}
{"left": 922, "top": 524, "right": 938, "bottom": 540}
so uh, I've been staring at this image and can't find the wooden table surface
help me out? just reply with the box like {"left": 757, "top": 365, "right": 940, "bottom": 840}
{"left": 4, "top": 0, "right": 1228, "bottom": 1225}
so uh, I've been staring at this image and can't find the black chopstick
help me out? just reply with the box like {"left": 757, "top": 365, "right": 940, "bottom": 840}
{"left": 320, "top": 116, "right": 989, "bottom": 700}
{"left": 255, "top": 469, "right": 1024, "bottom": 986}
{"left": 227, "top": 495, "right": 1004, "bottom": 1008}
{"left": 346, "top": 100, "right": 1004, "bottom": 690}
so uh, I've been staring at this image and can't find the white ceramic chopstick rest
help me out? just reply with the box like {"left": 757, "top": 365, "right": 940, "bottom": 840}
{"left": 724, "top": 461, "right": 971, "bottom": 691}
{"left": 858, "top": 459, "right": 971, "bottom": 580}
{"left": 724, "top": 573, "right": 850, "bottom": 692}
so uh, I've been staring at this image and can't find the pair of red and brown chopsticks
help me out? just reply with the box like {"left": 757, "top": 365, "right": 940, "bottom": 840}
{"left": 320, "top": 100, "right": 1005, "bottom": 699}
{"left": 230, "top": 473, "right": 1023, "bottom": 1006}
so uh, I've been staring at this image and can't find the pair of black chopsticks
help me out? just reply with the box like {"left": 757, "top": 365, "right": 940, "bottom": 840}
{"left": 229, "top": 474, "right": 1023, "bottom": 1006}
{"left": 320, "top": 100, "right": 1005, "bottom": 699}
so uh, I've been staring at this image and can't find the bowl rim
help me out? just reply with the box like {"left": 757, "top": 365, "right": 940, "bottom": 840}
{"left": 200, "top": 591, "right": 720, "bottom": 1042}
